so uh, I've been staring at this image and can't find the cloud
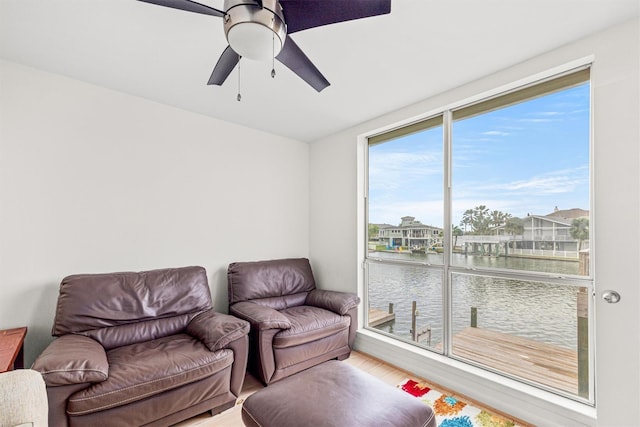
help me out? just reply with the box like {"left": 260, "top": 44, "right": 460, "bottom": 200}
{"left": 513, "top": 111, "right": 565, "bottom": 123}
{"left": 570, "top": 108, "right": 589, "bottom": 114}
{"left": 369, "top": 149, "right": 442, "bottom": 191}
{"left": 369, "top": 199, "right": 444, "bottom": 226}
{"left": 517, "top": 118, "right": 556, "bottom": 123}
{"left": 531, "top": 111, "right": 564, "bottom": 116}
{"left": 482, "top": 130, "right": 510, "bottom": 136}
{"left": 501, "top": 176, "right": 583, "bottom": 193}
{"left": 457, "top": 166, "right": 588, "bottom": 197}
{"left": 450, "top": 166, "right": 589, "bottom": 219}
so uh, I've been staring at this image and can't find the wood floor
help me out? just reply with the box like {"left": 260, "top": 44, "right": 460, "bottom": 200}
{"left": 173, "top": 351, "right": 531, "bottom": 427}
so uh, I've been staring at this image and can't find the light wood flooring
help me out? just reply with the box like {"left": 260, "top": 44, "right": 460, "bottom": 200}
{"left": 174, "top": 351, "right": 531, "bottom": 427}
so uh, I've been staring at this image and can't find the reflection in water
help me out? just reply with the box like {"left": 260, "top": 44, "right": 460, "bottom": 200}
{"left": 368, "top": 262, "right": 444, "bottom": 344}
{"left": 399, "top": 251, "right": 579, "bottom": 275}
{"left": 452, "top": 253, "right": 579, "bottom": 275}
{"left": 368, "top": 252, "right": 582, "bottom": 350}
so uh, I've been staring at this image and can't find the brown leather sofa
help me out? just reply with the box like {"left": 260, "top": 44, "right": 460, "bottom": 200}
{"left": 32, "top": 266, "right": 250, "bottom": 427}
{"left": 227, "top": 258, "right": 360, "bottom": 385}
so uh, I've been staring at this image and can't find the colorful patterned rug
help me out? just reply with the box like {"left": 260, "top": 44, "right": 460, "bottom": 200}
{"left": 398, "top": 379, "right": 520, "bottom": 427}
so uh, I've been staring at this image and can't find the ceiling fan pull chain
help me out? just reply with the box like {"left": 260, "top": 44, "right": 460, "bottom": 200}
{"left": 271, "top": 31, "right": 276, "bottom": 79}
{"left": 237, "top": 60, "right": 242, "bottom": 102}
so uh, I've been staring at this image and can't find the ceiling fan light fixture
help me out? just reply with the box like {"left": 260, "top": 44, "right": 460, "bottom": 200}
{"left": 228, "top": 22, "right": 283, "bottom": 60}
{"left": 224, "top": 0, "right": 286, "bottom": 61}
{"left": 137, "top": 0, "right": 392, "bottom": 91}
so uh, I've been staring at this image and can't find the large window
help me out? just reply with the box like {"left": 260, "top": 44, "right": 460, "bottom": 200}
{"left": 365, "top": 68, "right": 592, "bottom": 402}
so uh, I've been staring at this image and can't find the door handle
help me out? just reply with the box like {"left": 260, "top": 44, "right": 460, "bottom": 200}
{"left": 601, "top": 290, "right": 621, "bottom": 304}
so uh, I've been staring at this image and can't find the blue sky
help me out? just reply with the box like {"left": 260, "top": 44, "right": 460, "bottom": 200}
{"left": 368, "top": 83, "right": 590, "bottom": 227}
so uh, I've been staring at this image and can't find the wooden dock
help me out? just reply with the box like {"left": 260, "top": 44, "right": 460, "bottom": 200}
{"left": 368, "top": 308, "right": 396, "bottom": 327}
{"left": 447, "top": 327, "right": 578, "bottom": 395}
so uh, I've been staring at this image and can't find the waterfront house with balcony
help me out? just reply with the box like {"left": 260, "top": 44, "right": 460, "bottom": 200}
{"left": 461, "top": 209, "right": 589, "bottom": 259}
{"left": 375, "top": 216, "right": 443, "bottom": 250}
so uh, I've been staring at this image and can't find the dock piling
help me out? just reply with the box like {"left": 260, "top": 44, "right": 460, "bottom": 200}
{"left": 411, "top": 301, "right": 417, "bottom": 341}
{"left": 410, "top": 300, "right": 432, "bottom": 346}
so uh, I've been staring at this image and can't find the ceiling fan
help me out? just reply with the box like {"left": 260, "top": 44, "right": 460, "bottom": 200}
{"left": 137, "top": 0, "right": 391, "bottom": 92}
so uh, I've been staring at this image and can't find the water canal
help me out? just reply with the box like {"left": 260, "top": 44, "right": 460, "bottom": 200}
{"left": 367, "top": 251, "right": 584, "bottom": 350}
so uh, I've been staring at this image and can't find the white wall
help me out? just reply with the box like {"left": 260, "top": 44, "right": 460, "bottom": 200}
{"left": 0, "top": 60, "right": 309, "bottom": 366}
{"left": 310, "top": 18, "right": 639, "bottom": 426}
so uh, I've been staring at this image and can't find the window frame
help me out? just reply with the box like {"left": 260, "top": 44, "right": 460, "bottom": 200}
{"left": 362, "top": 65, "right": 594, "bottom": 404}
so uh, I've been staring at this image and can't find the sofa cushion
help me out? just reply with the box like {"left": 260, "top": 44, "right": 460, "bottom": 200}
{"left": 66, "top": 334, "right": 233, "bottom": 416}
{"left": 52, "top": 266, "right": 212, "bottom": 345}
{"left": 250, "top": 292, "right": 309, "bottom": 311}
{"left": 272, "top": 306, "right": 350, "bottom": 349}
{"left": 81, "top": 314, "right": 196, "bottom": 351}
{"left": 228, "top": 258, "right": 316, "bottom": 304}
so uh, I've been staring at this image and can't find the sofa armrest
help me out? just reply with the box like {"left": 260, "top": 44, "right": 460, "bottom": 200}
{"left": 306, "top": 289, "right": 361, "bottom": 315}
{"left": 230, "top": 301, "right": 292, "bottom": 330}
{"left": 32, "top": 335, "right": 108, "bottom": 387}
{"left": 187, "top": 309, "right": 250, "bottom": 351}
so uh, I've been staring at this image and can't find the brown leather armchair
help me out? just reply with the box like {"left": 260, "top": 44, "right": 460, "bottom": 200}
{"left": 32, "top": 266, "right": 250, "bottom": 427}
{"left": 227, "top": 258, "right": 360, "bottom": 385}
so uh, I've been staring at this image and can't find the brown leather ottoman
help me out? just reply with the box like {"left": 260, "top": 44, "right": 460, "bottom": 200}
{"left": 242, "top": 360, "right": 436, "bottom": 427}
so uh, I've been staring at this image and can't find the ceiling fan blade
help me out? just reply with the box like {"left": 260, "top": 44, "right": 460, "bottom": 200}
{"left": 276, "top": 37, "right": 329, "bottom": 92}
{"left": 137, "top": 0, "right": 225, "bottom": 17}
{"left": 208, "top": 46, "right": 241, "bottom": 85}
{"left": 279, "top": 0, "right": 391, "bottom": 34}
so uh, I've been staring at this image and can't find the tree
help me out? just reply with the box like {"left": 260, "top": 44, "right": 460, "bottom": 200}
{"left": 490, "top": 210, "right": 511, "bottom": 231}
{"left": 472, "top": 205, "right": 491, "bottom": 235}
{"left": 570, "top": 218, "right": 589, "bottom": 251}
{"left": 460, "top": 206, "right": 513, "bottom": 235}
{"left": 368, "top": 223, "right": 380, "bottom": 239}
{"left": 460, "top": 209, "right": 474, "bottom": 233}
{"left": 451, "top": 225, "right": 463, "bottom": 248}
{"left": 504, "top": 217, "right": 524, "bottom": 248}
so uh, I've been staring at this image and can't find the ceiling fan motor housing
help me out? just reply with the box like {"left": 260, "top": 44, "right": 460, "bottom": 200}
{"left": 224, "top": 0, "right": 287, "bottom": 61}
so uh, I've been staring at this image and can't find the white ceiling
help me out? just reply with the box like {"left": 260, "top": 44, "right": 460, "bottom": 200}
{"left": 1, "top": 0, "right": 638, "bottom": 142}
